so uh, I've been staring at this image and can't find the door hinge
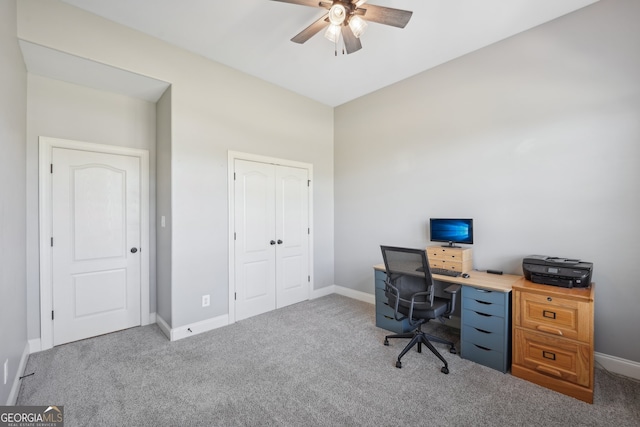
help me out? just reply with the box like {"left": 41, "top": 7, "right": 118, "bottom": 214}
{"left": 234, "top": 232, "right": 236, "bottom": 240}
{"left": 307, "top": 180, "right": 310, "bottom": 187}
{"left": 50, "top": 163, "right": 53, "bottom": 174}
{"left": 308, "top": 228, "right": 310, "bottom": 235}
{"left": 234, "top": 292, "right": 237, "bottom": 300}
{"left": 51, "top": 310, "right": 54, "bottom": 320}
{"left": 50, "top": 237, "right": 53, "bottom": 247}
{"left": 234, "top": 172, "right": 236, "bottom": 180}
{"left": 308, "top": 275, "right": 311, "bottom": 282}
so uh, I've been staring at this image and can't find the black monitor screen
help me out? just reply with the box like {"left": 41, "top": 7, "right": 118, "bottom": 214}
{"left": 430, "top": 218, "right": 473, "bottom": 245}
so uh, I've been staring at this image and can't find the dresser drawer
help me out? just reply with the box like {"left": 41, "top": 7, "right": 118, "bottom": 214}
{"left": 427, "top": 246, "right": 472, "bottom": 261}
{"left": 429, "top": 260, "right": 462, "bottom": 272}
{"left": 376, "top": 312, "right": 412, "bottom": 333}
{"left": 513, "top": 328, "right": 592, "bottom": 387}
{"left": 463, "top": 286, "right": 505, "bottom": 305}
{"left": 374, "top": 270, "right": 387, "bottom": 289}
{"left": 462, "top": 324, "right": 504, "bottom": 351}
{"left": 515, "top": 290, "right": 591, "bottom": 342}
{"left": 463, "top": 297, "right": 504, "bottom": 317}
{"left": 462, "top": 309, "right": 504, "bottom": 334}
{"left": 461, "top": 340, "right": 505, "bottom": 372}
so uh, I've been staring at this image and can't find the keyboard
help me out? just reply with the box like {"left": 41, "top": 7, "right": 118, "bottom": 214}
{"left": 431, "top": 268, "right": 462, "bottom": 277}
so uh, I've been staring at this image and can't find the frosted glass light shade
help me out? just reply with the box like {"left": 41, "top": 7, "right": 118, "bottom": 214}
{"left": 324, "top": 24, "right": 341, "bottom": 43}
{"left": 328, "top": 4, "right": 347, "bottom": 25}
{"left": 348, "top": 15, "right": 368, "bottom": 38}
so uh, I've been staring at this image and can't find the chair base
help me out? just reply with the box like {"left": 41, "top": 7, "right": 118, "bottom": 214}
{"left": 384, "top": 325, "right": 456, "bottom": 374}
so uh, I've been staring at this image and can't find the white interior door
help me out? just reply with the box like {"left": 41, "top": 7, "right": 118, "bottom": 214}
{"left": 275, "top": 166, "right": 309, "bottom": 308}
{"left": 52, "top": 147, "right": 141, "bottom": 345}
{"left": 234, "top": 159, "right": 309, "bottom": 321}
{"left": 234, "top": 160, "right": 277, "bottom": 321}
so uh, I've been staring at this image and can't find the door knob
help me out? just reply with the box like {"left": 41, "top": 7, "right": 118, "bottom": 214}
{"left": 131, "top": 247, "right": 138, "bottom": 253}
{"left": 277, "top": 240, "right": 283, "bottom": 244}
{"left": 270, "top": 240, "right": 276, "bottom": 245}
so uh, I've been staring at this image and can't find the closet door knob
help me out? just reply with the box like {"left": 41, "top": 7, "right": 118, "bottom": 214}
{"left": 270, "top": 240, "right": 276, "bottom": 245}
{"left": 277, "top": 240, "right": 283, "bottom": 244}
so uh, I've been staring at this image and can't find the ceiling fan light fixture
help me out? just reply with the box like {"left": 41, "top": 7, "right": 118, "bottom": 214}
{"left": 324, "top": 24, "right": 341, "bottom": 43}
{"left": 328, "top": 4, "right": 347, "bottom": 26}
{"left": 348, "top": 15, "right": 368, "bottom": 38}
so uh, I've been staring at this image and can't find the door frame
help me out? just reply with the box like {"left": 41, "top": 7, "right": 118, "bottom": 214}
{"left": 227, "top": 151, "right": 314, "bottom": 323}
{"left": 39, "top": 136, "right": 150, "bottom": 350}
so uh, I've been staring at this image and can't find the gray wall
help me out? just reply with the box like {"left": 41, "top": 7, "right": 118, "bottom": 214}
{"left": 18, "top": 0, "right": 334, "bottom": 331}
{"left": 334, "top": 0, "right": 640, "bottom": 362}
{"left": 156, "top": 87, "right": 172, "bottom": 324}
{"left": 25, "top": 75, "right": 157, "bottom": 339}
{"left": 0, "top": 0, "right": 28, "bottom": 404}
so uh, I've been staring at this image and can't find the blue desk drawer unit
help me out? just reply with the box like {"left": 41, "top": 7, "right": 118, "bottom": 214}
{"left": 374, "top": 270, "right": 412, "bottom": 333}
{"left": 460, "top": 286, "right": 511, "bottom": 373}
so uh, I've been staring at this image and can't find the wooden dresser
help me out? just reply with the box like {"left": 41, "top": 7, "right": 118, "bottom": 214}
{"left": 426, "top": 246, "right": 473, "bottom": 273}
{"left": 512, "top": 280, "right": 595, "bottom": 403}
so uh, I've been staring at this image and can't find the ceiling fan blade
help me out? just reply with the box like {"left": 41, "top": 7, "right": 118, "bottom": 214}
{"left": 357, "top": 4, "right": 413, "bottom": 28}
{"left": 270, "top": 0, "right": 324, "bottom": 8}
{"left": 291, "top": 14, "right": 330, "bottom": 44}
{"left": 341, "top": 25, "right": 362, "bottom": 54}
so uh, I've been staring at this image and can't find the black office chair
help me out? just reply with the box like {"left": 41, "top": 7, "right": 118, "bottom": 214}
{"left": 380, "top": 245, "right": 460, "bottom": 374}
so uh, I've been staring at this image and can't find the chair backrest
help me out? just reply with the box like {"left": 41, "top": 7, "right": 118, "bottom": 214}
{"left": 380, "top": 246, "right": 435, "bottom": 311}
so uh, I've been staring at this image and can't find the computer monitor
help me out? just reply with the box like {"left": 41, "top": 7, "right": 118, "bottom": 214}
{"left": 429, "top": 218, "right": 473, "bottom": 247}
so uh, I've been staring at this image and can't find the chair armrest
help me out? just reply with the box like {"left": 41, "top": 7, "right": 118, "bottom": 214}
{"left": 443, "top": 284, "right": 461, "bottom": 295}
{"left": 442, "top": 284, "right": 461, "bottom": 318}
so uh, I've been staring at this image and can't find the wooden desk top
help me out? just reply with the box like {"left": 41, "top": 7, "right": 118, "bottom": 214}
{"left": 374, "top": 264, "right": 522, "bottom": 293}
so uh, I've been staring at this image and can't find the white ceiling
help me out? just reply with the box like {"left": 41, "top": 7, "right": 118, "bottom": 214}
{"left": 49, "top": 0, "right": 598, "bottom": 106}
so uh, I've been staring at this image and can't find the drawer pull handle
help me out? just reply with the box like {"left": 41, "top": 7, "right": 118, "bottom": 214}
{"left": 474, "top": 311, "right": 492, "bottom": 317}
{"left": 474, "top": 327, "right": 491, "bottom": 334}
{"left": 543, "top": 310, "right": 556, "bottom": 319}
{"left": 536, "top": 325, "right": 563, "bottom": 336}
{"left": 543, "top": 351, "right": 556, "bottom": 361}
{"left": 536, "top": 365, "right": 562, "bottom": 378}
{"left": 476, "top": 289, "right": 491, "bottom": 293}
{"left": 473, "top": 344, "right": 491, "bottom": 352}
{"left": 475, "top": 300, "right": 491, "bottom": 305}
{"left": 383, "top": 315, "right": 394, "bottom": 320}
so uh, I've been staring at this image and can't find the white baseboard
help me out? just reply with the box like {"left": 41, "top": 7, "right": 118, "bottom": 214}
{"left": 6, "top": 343, "right": 30, "bottom": 405}
{"left": 595, "top": 352, "right": 640, "bottom": 380}
{"left": 28, "top": 338, "right": 42, "bottom": 354}
{"left": 155, "top": 313, "right": 229, "bottom": 342}
{"left": 310, "top": 284, "right": 336, "bottom": 299}
{"left": 332, "top": 285, "right": 375, "bottom": 305}
{"left": 311, "top": 285, "right": 374, "bottom": 304}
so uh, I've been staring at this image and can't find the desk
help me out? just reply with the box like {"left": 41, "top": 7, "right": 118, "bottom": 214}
{"left": 373, "top": 264, "right": 523, "bottom": 373}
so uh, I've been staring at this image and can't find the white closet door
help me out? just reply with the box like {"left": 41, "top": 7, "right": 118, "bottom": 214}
{"left": 234, "top": 160, "right": 277, "bottom": 320}
{"left": 275, "top": 165, "right": 309, "bottom": 308}
{"left": 233, "top": 159, "right": 310, "bottom": 321}
{"left": 52, "top": 148, "right": 141, "bottom": 345}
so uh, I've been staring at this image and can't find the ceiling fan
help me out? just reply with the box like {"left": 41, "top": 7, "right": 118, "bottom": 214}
{"left": 270, "top": 0, "right": 413, "bottom": 54}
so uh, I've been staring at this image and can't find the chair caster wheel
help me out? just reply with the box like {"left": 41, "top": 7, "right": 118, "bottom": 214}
{"left": 449, "top": 347, "right": 457, "bottom": 354}
{"left": 384, "top": 339, "right": 389, "bottom": 346}
{"left": 441, "top": 366, "right": 449, "bottom": 374}
{"left": 396, "top": 361, "right": 402, "bottom": 368}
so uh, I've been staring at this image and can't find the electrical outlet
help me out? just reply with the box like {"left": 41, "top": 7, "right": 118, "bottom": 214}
{"left": 202, "top": 294, "right": 210, "bottom": 307}
{"left": 3, "top": 359, "right": 7, "bottom": 385}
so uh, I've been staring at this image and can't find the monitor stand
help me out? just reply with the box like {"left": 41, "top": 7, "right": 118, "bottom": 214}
{"left": 441, "top": 241, "right": 461, "bottom": 248}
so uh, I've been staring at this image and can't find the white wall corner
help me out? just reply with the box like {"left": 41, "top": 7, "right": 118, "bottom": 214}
{"left": 155, "top": 314, "right": 171, "bottom": 341}
{"left": 148, "top": 312, "right": 157, "bottom": 325}
{"left": 157, "top": 314, "right": 230, "bottom": 342}
{"left": 310, "top": 284, "right": 336, "bottom": 300}
{"left": 595, "top": 352, "right": 640, "bottom": 381}
{"left": 6, "top": 343, "right": 30, "bottom": 406}
{"left": 28, "top": 338, "right": 42, "bottom": 354}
